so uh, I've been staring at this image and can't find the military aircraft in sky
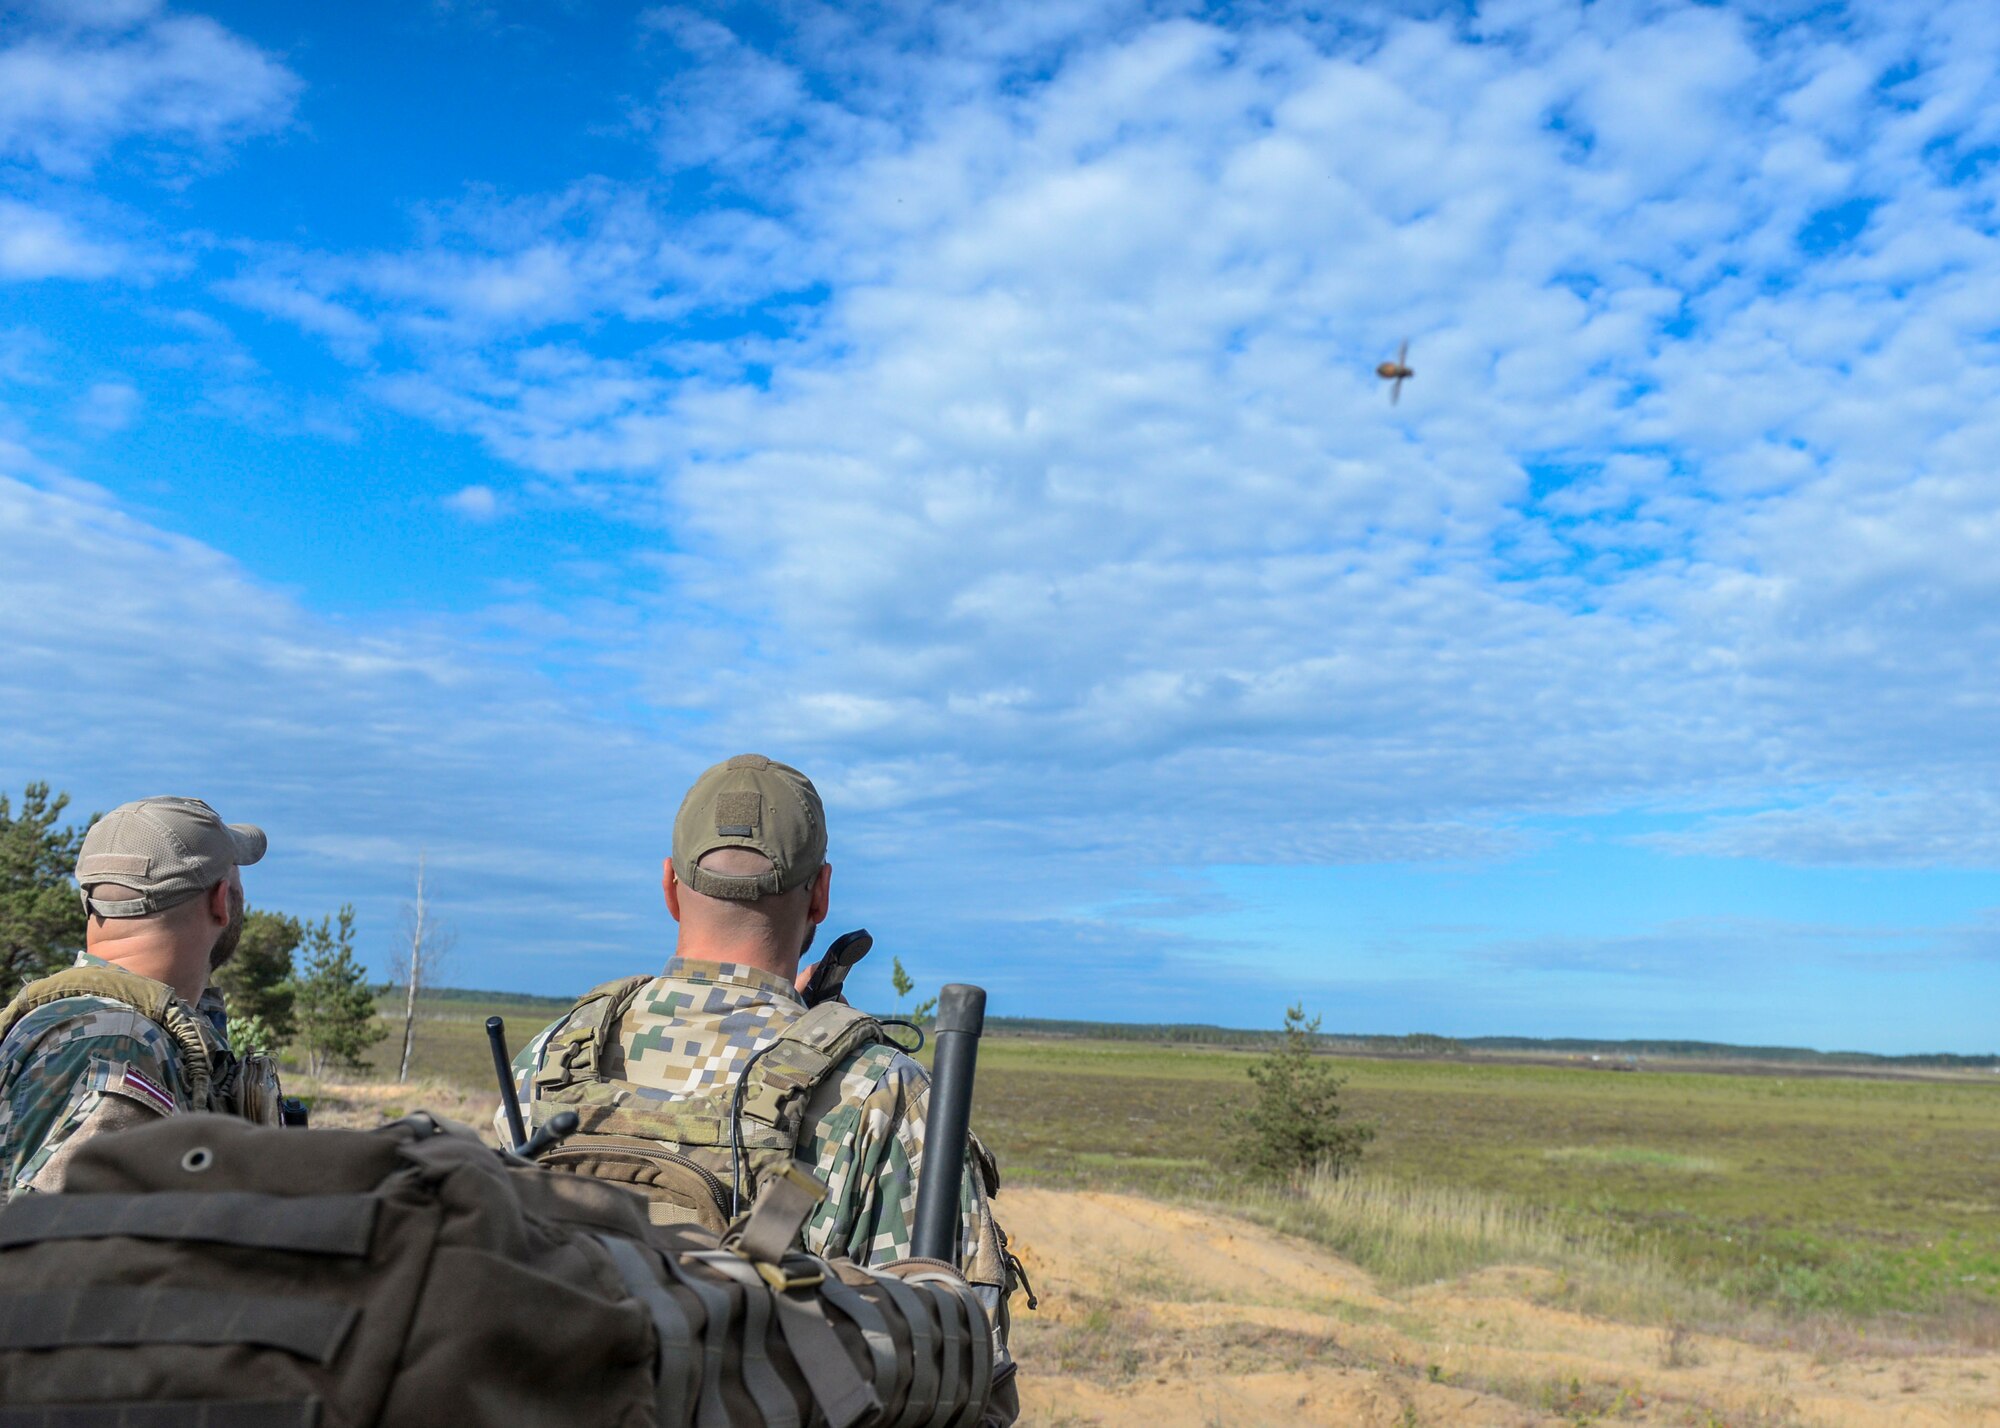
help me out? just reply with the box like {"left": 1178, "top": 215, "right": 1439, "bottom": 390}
{"left": 1376, "top": 339, "right": 1414, "bottom": 403}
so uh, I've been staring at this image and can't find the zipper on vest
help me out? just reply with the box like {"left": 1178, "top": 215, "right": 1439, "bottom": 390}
{"left": 660, "top": 1149, "right": 732, "bottom": 1220}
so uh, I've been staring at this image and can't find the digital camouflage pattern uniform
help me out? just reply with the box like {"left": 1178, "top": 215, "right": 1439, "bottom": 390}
{"left": 508, "top": 958, "right": 1015, "bottom": 1307}
{"left": 0, "top": 951, "right": 234, "bottom": 1198}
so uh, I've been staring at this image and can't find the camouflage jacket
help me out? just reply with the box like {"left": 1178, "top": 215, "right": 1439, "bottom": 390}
{"left": 0, "top": 951, "right": 230, "bottom": 1198}
{"left": 507, "top": 958, "right": 1012, "bottom": 1286}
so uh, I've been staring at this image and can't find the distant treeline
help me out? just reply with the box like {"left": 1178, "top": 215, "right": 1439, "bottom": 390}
{"left": 414, "top": 986, "right": 574, "bottom": 1013}
{"left": 400, "top": 990, "right": 1999, "bottom": 1069}
{"left": 982, "top": 1016, "right": 2000, "bottom": 1069}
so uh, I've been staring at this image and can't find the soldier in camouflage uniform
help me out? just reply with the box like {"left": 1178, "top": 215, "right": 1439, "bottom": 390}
{"left": 0, "top": 796, "right": 279, "bottom": 1196}
{"left": 509, "top": 754, "right": 1021, "bottom": 1421}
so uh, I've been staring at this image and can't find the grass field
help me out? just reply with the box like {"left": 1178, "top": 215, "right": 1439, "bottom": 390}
{"left": 342, "top": 999, "right": 2000, "bottom": 1338}
{"left": 976, "top": 1039, "right": 2000, "bottom": 1329}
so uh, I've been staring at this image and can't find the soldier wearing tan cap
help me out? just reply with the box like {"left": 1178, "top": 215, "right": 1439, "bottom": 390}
{"left": 0, "top": 796, "right": 285, "bottom": 1196}
{"left": 508, "top": 754, "right": 1022, "bottom": 1424}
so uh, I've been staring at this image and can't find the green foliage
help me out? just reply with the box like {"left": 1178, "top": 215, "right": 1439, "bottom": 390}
{"left": 292, "top": 905, "right": 383, "bottom": 1076}
{"left": 211, "top": 909, "right": 301, "bottom": 1042}
{"left": 226, "top": 1010, "right": 283, "bottom": 1057}
{"left": 0, "top": 782, "right": 90, "bottom": 1003}
{"left": 1236, "top": 1004, "right": 1373, "bottom": 1182}
{"left": 887, "top": 955, "right": 936, "bottom": 1021}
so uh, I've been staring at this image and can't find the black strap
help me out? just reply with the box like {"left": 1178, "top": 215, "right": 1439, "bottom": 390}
{"left": 0, "top": 1402, "right": 320, "bottom": 1428}
{"left": 0, "top": 1290, "right": 355, "bottom": 1363}
{"left": 593, "top": 1235, "right": 702, "bottom": 1428}
{"left": 0, "top": 1195, "right": 377, "bottom": 1258}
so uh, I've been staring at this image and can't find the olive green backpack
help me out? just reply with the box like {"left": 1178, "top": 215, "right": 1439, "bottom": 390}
{"left": 0, "top": 1111, "right": 997, "bottom": 1427}
{"left": 526, "top": 977, "right": 890, "bottom": 1232}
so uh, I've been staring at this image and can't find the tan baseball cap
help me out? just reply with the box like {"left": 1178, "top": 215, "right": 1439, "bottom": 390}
{"left": 673, "top": 754, "right": 825, "bottom": 901}
{"left": 75, "top": 796, "right": 267, "bottom": 919}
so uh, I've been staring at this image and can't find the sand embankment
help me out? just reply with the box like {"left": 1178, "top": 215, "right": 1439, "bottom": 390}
{"left": 1003, "top": 1187, "right": 2000, "bottom": 1428}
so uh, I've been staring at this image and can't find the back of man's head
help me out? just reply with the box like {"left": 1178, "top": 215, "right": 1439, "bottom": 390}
{"left": 76, "top": 797, "right": 264, "bottom": 974}
{"left": 667, "top": 755, "right": 829, "bottom": 970}
{"left": 77, "top": 797, "right": 265, "bottom": 921}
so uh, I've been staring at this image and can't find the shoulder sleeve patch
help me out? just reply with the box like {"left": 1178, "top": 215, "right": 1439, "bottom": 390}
{"left": 103, "top": 1063, "right": 176, "bottom": 1117}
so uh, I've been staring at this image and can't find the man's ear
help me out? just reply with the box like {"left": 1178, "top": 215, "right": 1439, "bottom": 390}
{"left": 206, "top": 880, "right": 231, "bottom": 926}
{"left": 662, "top": 857, "right": 683, "bottom": 922}
{"left": 806, "top": 862, "right": 832, "bottom": 926}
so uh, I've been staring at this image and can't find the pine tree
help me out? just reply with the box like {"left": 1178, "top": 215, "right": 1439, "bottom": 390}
{"left": 292, "top": 905, "right": 383, "bottom": 1078}
{"left": 0, "top": 782, "right": 90, "bottom": 1002}
{"left": 211, "top": 910, "right": 302, "bottom": 1043}
{"left": 890, "top": 954, "right": 914, "bottom": 1014}
{"left": 1238, "top": 1003, "right": 1373, "bottom": 1182}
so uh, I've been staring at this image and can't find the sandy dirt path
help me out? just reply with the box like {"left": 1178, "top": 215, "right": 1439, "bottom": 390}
{"left": 1001, "top": 1187, "right": 2000, "bottom": 1428}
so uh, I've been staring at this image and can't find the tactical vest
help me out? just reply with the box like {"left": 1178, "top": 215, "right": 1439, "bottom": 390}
{"left": 0, "top": 964, "right": 283, "bottom": 1125}
{"left": 528, "top": 975, "right": 890, "bottom": 1232}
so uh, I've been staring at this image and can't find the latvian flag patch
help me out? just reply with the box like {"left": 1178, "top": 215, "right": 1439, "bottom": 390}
{"left": 108, "top": 1064, "right": 177, "bottom": 1116}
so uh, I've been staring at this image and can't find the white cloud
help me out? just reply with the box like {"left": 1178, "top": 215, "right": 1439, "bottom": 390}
{"left": 72, "top": 379, "right": 141, "bottom": 431}
{"left": 0, "top": 2, "right": 298, "bottom": 175}
{"left": 213, "top": 275, "right": 378, "bottom": 363}
{"left": 0, "top": 199, "right": 128, "bottom": 279}
{"left": 444, "top": 483, "right": 501, "bottom": 520}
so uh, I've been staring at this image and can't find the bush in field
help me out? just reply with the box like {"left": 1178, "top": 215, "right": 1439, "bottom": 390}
{"left": 1238, "top": 1003, "right": 1372, "bottom": 1182}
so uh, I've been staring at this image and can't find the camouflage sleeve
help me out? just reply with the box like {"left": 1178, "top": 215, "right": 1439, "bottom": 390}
{"left": 801, "top": 1046, "right": 1009, "bottom": 1284}
{"left": 799, "top": 1046, "right": 1018, "bottom": 1419}
{"left": 0, "top": 1008, "right": 182, "bottom": 1198}
{"left": 493, "top": 1015, "right": 568, "bottom": 1145}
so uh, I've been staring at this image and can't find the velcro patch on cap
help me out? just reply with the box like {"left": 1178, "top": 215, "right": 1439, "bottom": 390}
{"left": 714, "top": 791, "right": 761, "bottom": 838}
{"left": 105, "top": 1064, "right": 176, "bottom": 1117}
{"left": 78, "top": 854, "right": 151, "bottom": 879}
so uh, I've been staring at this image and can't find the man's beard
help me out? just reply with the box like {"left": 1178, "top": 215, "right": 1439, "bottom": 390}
{"left": 209, "top": 883, "right": 246, "bottom": 972}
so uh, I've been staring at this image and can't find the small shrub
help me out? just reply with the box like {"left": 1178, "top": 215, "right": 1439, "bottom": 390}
{"left": 1237, "top": 1003, "right": 1373, "bottom": 1182}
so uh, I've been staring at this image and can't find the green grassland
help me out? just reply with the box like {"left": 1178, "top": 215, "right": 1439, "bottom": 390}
{"left": 359, "top": 1001, "right": 2000, "bottom": 1331}
{"left": 353, "top": 991, "right": 570, "bottom": 1085}
{"left": 976, "top": 1039, "right": 2000, "bottom": 1326}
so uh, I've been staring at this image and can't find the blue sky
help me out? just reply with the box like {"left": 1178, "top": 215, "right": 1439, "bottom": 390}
{"left": 4, "top": 0, "right": 2000, "bottom": 1053}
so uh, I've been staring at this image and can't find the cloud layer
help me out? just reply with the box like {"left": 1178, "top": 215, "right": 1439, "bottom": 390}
{"left": 5, "top": 0, "right": 2000, "bottom": 1046}
{"left": 237, "top": 1, "right": 2000, "bottom": 871}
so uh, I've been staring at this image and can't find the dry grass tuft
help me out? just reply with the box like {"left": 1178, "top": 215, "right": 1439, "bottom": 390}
{"left": 291, "top": 1076, "right": 500, "bottom": 1140}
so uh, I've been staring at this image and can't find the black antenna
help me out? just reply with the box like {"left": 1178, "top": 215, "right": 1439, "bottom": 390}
{"left": 487, "top": 1016, "right": 527, "bottom": 1152}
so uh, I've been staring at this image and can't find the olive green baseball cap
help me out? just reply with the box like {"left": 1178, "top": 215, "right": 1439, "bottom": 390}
{"left": 673, "top": 754, "right": 825, "bottom": 901}
{"left": 75, "top": 796, "right": 266, "bottom": 918}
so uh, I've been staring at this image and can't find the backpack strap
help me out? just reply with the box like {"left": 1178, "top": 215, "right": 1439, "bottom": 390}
{"left": 0, "top": 966, "right": 213, "bottom": 1107}
{"left": 737, "top": 1000, "right": 888, "bottom": 1141}
{"left": 532, "top": 974, "right": 653, "bottom": 1091}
